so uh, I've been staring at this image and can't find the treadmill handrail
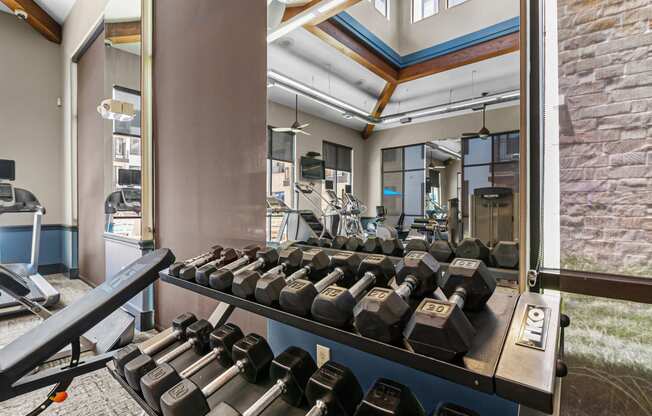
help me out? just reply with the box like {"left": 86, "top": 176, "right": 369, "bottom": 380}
{"left": 0, "top": 248, "right": 175, "bottom": 396}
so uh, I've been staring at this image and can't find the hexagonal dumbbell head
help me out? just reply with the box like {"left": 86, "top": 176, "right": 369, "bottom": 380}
{"left": 232, "top": 270, "right": 264, "bottom": 299}
{"left": 404, "top": 239, "right": 429, "bottom": 253}
{"left": 207, "top": 246, "right": 259, "bottom": 291}
{"left": 268, "top": 346, "right": 317, "bottom": 407}
{"left": 306, "top": 237, "right": 321, "bottom": 246}
{"left": 395, "top": 251, "right": 440, "bottom": 298}
{"left": 429, "top": 240, "right": 455, "bottom": 263}
{"left": 403, "top": 298, "right": 476, "bottom": 361}
{"left": 231, "top": 333, "right": 274, "bottom": 383}
{"left": 490, "top": 241, "right": 519, "bottom": 269}
{"left": 353, "top": 287, "right": 412, "bottom": 344}
{"left": 442, "top": 258, "right": 496, "bottom": 311}
{"left": 345, "top": 236, "right": 364, "bottom": 252}
{"left": 456, "top": 238, "right": 490, "bottom": 263}
{"left": 305, "top": 361, "right": 363, "bottom": 416}
{"left": 381, "top": 238, "right": 404, "bottom": 257}
{"left": 353, "top": 378, "right": 425, "bottom": 416}
{"left": 332, "top": 235, "right": 349, "bottom": 250}
{"left": 318, "top": 238, "right": 333, "bottom": 248}
{"left": 279, "top": 248, "right": 303, "bottom": 269}
{"left": 186, "top": 319, "right": 214, "bottom": 355}
{"left": 362, "top": 236, "right": 383, "bottom": 253}
{"left": 302, "top": 249, "right": 331, "bottom": 279}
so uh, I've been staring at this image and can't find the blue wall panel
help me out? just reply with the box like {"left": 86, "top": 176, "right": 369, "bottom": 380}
{"left": 0, "top": 225, "right": 78, "bottom": 271}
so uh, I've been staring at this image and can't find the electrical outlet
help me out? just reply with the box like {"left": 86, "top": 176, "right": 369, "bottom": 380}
{"left": 316, "top": 344, "right": 330, "bottom": 367}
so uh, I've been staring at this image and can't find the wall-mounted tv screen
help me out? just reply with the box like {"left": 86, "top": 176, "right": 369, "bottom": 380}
{"left": 301, "top": 157, "right": 325, "bottom": 180}
{"left": 118, "top": 168, "right": 141, "bottom": 186}
{"left": 0, "top": 160, "right": 16, "bottom": 181}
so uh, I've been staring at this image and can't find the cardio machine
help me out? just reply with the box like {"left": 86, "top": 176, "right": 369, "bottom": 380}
{"left": 0, "top": 159, "right": 60, "bottom": 316}
{"left": 104, "top": 168, "right": 142, "bottom": 234}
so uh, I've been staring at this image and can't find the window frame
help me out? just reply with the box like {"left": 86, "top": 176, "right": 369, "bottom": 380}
{"left": 322, "top": 141, "right": 353, "bottom": 194}
{"left": 381, "top": 144, "right": 426, "bottom": 227}
{"left": 412, "top": 0, "right": 439, "bottom": 23}
{"left": 447, "top": 0, "right": 469, "bottom": 9}
{"left": 266, "top": 127, "right": 296, "bottom": 241}
{"left": 373, "top": 0, "right": 390, "bottom": 19}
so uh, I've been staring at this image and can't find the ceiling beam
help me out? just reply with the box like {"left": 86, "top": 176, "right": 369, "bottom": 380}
{"left": 362, "top": 81, "right": 396, "bottom": 139}
{"left": 105, "top": 21, "right": 141, "bottom": 45}
{"left": 282, "top": 0, "right": 321, "bottom": 22}
{"left": 397, "top": 32, "right": 520, "bottom": 83}
{"left": 0, "top": 0, "right": 61, "bottom": 43}
{"left": 282, "top": 0, "right": 361, "bottom": 25}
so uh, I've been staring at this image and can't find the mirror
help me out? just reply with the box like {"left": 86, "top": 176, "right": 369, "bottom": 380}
{"left": 102, "top": 0, "right": 142, "bottom": 238}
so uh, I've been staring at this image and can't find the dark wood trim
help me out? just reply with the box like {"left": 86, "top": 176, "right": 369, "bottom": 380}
{"left": 105, "top": 21, "right": 141, "bottom": 45}
{"left": 281, "top": 0, "right": 320, "bottom": 22}
{"left": 541, "top": 269, "right": 652, "bottom": 304}
{"left": 71, "top": 21, "right": 105, "bottom": 63}
{"left": 0, "top": 0, "right": 61, "bottom": 43}
{"left": 362, "top": 81, "right": 396, "bottom": 139}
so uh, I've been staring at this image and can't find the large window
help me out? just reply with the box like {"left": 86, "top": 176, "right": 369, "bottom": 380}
{"left": 413, "top": 0, "right": 438, "bottom": 22}
{"left": 267, "top": 128, "right": 294, "bottom": 241}
{"left": 382, "top": 145, "right": 426, "bottom": 228}
{"left": 447, "top": 0, "right": 468, "bottom": 7}
{"left": 323, "top": 142, "right": 353, "bottom": 207}
{"left": 373, "top": 0, "right": 390, "bottom": 18}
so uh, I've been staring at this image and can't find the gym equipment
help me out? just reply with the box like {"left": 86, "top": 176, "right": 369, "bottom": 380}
{"left": 354, "top": 251, "right": 439, "bottom": 343}
{"left": 267, "top": 196, "right": 321, "bottom": 243}
{"left": 381, "top": 237, "right": 404, "bottom": 257}
{"left": 295, "top": 182, "right": 340, "bottom": 239}
{"left": 404, "top": 258, "right": 496, "bottom": 361}
{"left": 255, "top": 248, "right": 330, "bottom": 306}
{"left": 367, "top": 205, "right": 398, "bottom": 240}
{"left": 430, "top": 240, "right": 455, "bottom": 263}
{"left": 210, "top": 247, "right": 278, "bottom": 291}
{"left": 404, "top": 238, "right": 429, "bottom": 253}
{"left": 339, "top": 190, "right": 366, "bottom": 238}
{"left": 362, "top": 236, "right": 383, "bottom": 254}
{"left": 140, "top": 323, "right": 244, "bottom": 411}
{"left": 211, "top": 346, "right": 317, "bottom": 416}
{"left": 160, "top": 333, "right": 274, "bottom": 416}
{"left": 232, "top": 248, "right": 303, "bottom": 299}
{"left": 279, "top": 251, "right": 361, "bottom": 316}
{"left": 354, "top": 378, "right": 425, "bottom": 416}
{"left": 104, "top": 168, "right": 142, "bottom": 234}
{"left": 311, "top": 254, "right": 394, "bottom": 328}
{"left": 304, "top": 361, "right": 363, "bottom": 416}
{"left": 0, "top": 249, "right": 174, "bottom": 415}
{"left": 113, "top": 312, "right": 197, "bottom": 378}
{"left": 196, "top": 245, "right": 260, "bottom": 286}
{"left": 170, "top": 246, "right": 222, "bottom": 277}
{"left": 456, "top": 238, "right": 490, "bottom": 263}
{"left": 124, "top": 319, "right": 213, "bottom": 391}
{"left": 179, "top": 247, "right": 238, "bottom": 281}
{"left": 331, "top": 235, "right": 349, "bottom": 250}
{"left": 345, "top": 236, "right": 364, "bottom": 252}
{"left": 306, "top": 236, "right": 332, "bottom": 248}
{"left": 0, "top": 159, "right": 59, "bottom": 315}
{"left": 490, "top": 241, "right": 519, "bottom": 269}
{"left": 470, "top": 187, "right": 514, "bottom": 248}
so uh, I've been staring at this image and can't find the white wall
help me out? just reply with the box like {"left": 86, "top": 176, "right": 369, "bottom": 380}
{"left": 0, "top": 13, "right": 63, "bottom": 226}
{"left": 347, "top": 0, "right": 400, "bottom": 53}
{"left": 364, "top": 105, "right": 520, "bottom": 209}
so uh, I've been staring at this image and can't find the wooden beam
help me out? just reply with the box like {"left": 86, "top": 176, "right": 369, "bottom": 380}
{"left": 398, "top": 32, "right": 520, "bottom": 83}
{"left": 307, "top": 19, "right": 399, "bottom": 83}
{"left": 362, "top": 81, "right": 396, "bottom": 139}
{"left": 282, "top": 0, "right": 320, "bottom": 22}
{"left": 282, "top": 0, "right": 360, "bottom": 24}
{"left": 105, "top": 21, "right": 141, "bottom": 45}
{"left": 0, "top": 0, "right": 61, "bottom": 43}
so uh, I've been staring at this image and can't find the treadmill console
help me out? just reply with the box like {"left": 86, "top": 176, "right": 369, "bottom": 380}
{"left": 0, "top": 183, "right": 14, "bottom": 206}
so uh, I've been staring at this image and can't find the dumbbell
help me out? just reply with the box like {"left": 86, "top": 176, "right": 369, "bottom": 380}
{"left": 232, "top": 248, "right": 303, "bottom": 300}
{"left": 169, "top": 246, "right": 222, "bottom": 277}
{"left": 124, "top": 319, "right": 213, "bottom": 391}
{"left": 180, "top": 247, "right": 238, "bottom": 281}
{"left": 304, "top": 361, "right": 363, "bottom": 416}
{"left": 430, "top": 240, "right": 455, "bottom": 263}
{"left": 404, "top": 258, "right": 496, "bottom": 361}
{"left": 307, "top": 237, "right": 332, "bottom": 248}
{"left": 279, "top": 251, "right": 361, "bottom": 316}
{"left": 209, "top": 247, "right": 278, "bottom": 291}
{"left": 113, "top": 313, "right": 197, "bottom": 378}
{"left": 345, "top": 236, "right": 364, "bottom": 252}
{"left": 196, "top": 245, "right": 259, "bottom": 286}
{"left": 311, "top": 254, "right": 394, "bottom": 328}
{"left": 332, "top": 235, "right": 349, "bottom": 250}
{"left": 211, "top": 346, "right": 317, "bottom": 416}
{"left": 490, "top": 241, "right": 519, "bottom": 269}
{"left": 456, "top": 238, "right": 490, "bottom": 263}
{"left": 140, "top": 324, "right": 244, "bottom": 412}
{"left": 353, "top": 378, "right": 425, "bottom": 416}
{"left": 381, "top": 238, "right": 404, "bottom": 257}
{"left": 354, "top": 251, "right": 439, "bottom": 343}
{"left": 404, "top": 238, "right": 429, "bottom": 253}
{"left": 160, "top": 333, "right": 274, "bottom": 416}
{"left": 362, "top": 236, "right": 383, "bottom": 253}
{"left": 255, "top": 248, "right": 330, "bottom": 306}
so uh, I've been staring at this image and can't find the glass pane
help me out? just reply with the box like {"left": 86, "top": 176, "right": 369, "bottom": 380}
{"left": 463, "top": 137, "right": 492, "bottom": 165}
{"left": 448, "top": 0, "right": 467, "bottom": 6}
{"left": 374, "top": 0, "right": 387, "bottom": 16}
{"left": 404, "top": 170, "right": 424, "bottom": 216}
{"left": 413, "top": 0, "right": 423, "bottom": 22}
{"left": 323, "top": 142, "right": 337, "bottom": 170}
{"left": 270, "top": 131, "right": 293, "bottom": 162}
{"left": 336, "top": 171, "right": 351, "bottom": 200}
{"left": 337, "top": 146, "right": 352, "bottom": 172}
{"left": 323, "top": 168, "right": 337, "bottom": 212}
{"left": 494, "top": 133, "right": 520, "bottom": 163}
{"left": 492, "top": 163, "right": 519, "bottom": 192}
{"left": 382, "top": 172, "right": 403, "bottom": 216}
{"left": 462, "top": 165, "right": 491, "bottom": 216}
{"left": 269, "top": 160, "right": 293, "bottom": 208}
{"left": 404, "top": 145, "right": 424, "bottom": 170}
{"left": 382, "top": 148, "right": 403, "bottom": 172}
{"left": 424, "top": 0, "right": 437, "bottom": 17}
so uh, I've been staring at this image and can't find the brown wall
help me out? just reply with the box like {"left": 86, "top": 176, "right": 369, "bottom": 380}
{"left": 77, "top": 31, "right": 106, "bottom": 287}
{"left": 153, "top": 1, "right": 268, "bottom": 333}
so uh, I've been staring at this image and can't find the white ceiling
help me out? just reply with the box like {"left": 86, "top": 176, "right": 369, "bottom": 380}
{"left": 104, "top": 0, "right": 140, "bottom": 23}
{"left": 0, "top": 0, "right": 76, "bottom": 24}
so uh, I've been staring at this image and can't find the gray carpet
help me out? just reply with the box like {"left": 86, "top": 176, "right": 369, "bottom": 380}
{"left": 0, "top": 274, "right": 152, "bottom": 416}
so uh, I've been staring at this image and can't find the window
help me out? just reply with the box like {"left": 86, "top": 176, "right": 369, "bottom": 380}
{"left": 323, "top": 142, "right": 353, "bottom": 210}
{"left": 413, "top": 0, "right": 438, "bottom": 22}
{"left": 447, "top": 0, "right": 468, "bottom": 7}
{"left": 114, "top": 137, "right": 128, "bottom": 160}
{"left": 267, "top": 128, "right": 295, "bottom": 241}
{"left": 373, "top": 0, "right": 390, "bottom": 18}
{"left": 382, "top": 145, "right": 426, "bottom": 228}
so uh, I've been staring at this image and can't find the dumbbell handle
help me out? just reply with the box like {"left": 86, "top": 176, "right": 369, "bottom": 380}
{"left": 395, "top": 275, "right": 418, "bottom": 300}
{"left": 155, "top": 337, "right": 198, "bottom": 365}
{"left": 305, "top": 401, "right": 328, "bottom": 416}
{"left": 315, "top": 267, "right": 345, "bottom": 293}
{"left": 180, "top": 346, "right": 224, "bottom": 379}
{"left": 448, "top": 287, "right": 467, "bottom": 310}
{"left": 349, "top": 272, "right": 378, "bottom": 300}
{"left": 235, "top": 257, "right": 265, "bottom": 276}
{"left": 201, "top": 359, "right": 247, "bottom": 397}
{"left": 263, "top": 261, "right": 290, "bottom": 278}
{"left": 142, "top": 327, "right": 182, "bottom": 356}
{"left": 242, "top": 378, "right": 286, "bottom": 416}
{"left": 221, "top": 256, "right": 251, "bottom": 271}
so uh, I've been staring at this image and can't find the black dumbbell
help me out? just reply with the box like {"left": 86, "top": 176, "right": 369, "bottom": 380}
{"left": 429, "top": 240, "right": 455, "bottom": 263}
{"left": 381, "top": 238, "right": 404, "bottom": 257}
{"left": 232, "top": 248, "right": 303, "bottom": 300}
{"left": 255, "top": 248, "right": 330, "bottom": 306}
{"left": 196, "top": 245, "right": 259, "bottom": 286}
{"left": 456, "top": 238, "right": 490, "bottom": 263}
{"left": 362, "top": 236, "right": 383, "bottom": 253}
{"left": 311, "top": 254, "right": 394, "bottom": 328}
{"left": 113, "top": 313, "right": 197, "bottom": 378}
{"left": 404, "top": 239, "right": 429, "bottom": 253}
{"left": 490, "top": 241, "right": 519, "bottom": 269}
{"left": 354, "top": 251, "right": 440, "bottom": 343}
{"left": 160, "top": 333, "right": 273, "bottom": 416}
{"left": 307, "top": 237, "right": 332, "bottom": 248}
{"left": 279, "top": 251, "right": 361, "bottom": 316}
{"left": 404, "top": 258, "right": 496, "bottom": 361}
{"left": 345, "top": 236, "right": 364, "bottom": 252}
{"left": 169, "top": 246, "right": 222, "bottom": 277}
{"left": 124, "top": 319, "right": 213, "bottom": 391}
{"left": 211, "top": 346, "right": 317, "bottom": 416}
{"left": 353, "top": 378, "right": 425, "bottom": 416}
{"left": 332, "top": 236, "right": 349, "bottom": 250}
{"left": 181, "top": 248, "right": 239, "bottom": 282}
{"left": 140, "top": 324, "right": 244, "bottom": 412}
{"left": 304, "top": 361, "right": 363, "bottom": 416}
{"left": 209, "top": 247, "right": 278, "bottom": 291}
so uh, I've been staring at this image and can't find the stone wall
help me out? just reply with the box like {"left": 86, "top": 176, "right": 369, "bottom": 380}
{"left": 557, "top": 0, "right": 652, "bottom": 275}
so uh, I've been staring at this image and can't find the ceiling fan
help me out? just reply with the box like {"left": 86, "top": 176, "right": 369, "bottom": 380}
{"left": 462, "top": 98, "right": 491, "bottom": 139}
{"left": 273, "top": 95, "right": 311, "bottom": 135}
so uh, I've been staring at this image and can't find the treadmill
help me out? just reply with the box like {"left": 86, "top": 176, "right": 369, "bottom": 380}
{"left": 0, "top": 159, "right": 60, "bottom": 316}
